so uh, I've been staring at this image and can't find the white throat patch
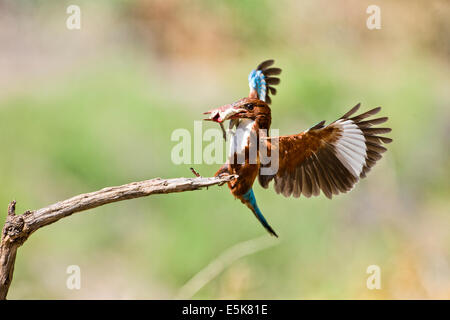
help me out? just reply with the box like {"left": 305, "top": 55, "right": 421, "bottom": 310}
{"left": 229, "top": 119, "right": 255, "bottom": 156}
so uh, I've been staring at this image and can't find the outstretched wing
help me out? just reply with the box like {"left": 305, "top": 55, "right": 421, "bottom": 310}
{"left": 258, "top": 103, "right": 392, "bottom": 199}
{"left": 248, "top": 59, "right": 282, "bottom": 104}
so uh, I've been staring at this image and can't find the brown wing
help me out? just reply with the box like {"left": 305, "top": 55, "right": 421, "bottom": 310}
{"left": 258, "top": 103, "right": 392, "bottom": 199}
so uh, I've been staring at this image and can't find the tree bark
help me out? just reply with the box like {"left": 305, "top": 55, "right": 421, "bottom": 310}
{"left": 0, "top": 175, "right": 235, "bottom": 300}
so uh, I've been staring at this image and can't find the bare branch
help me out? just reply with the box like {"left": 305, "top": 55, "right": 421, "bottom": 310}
{"left": 0, "top": 174, "right": 236, "bottom": 299}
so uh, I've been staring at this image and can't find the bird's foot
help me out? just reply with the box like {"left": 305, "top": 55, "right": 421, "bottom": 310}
{"left": 218, "top": 173, "right": 229, "bottom": 186}
{"left": 217, "top": 172, "right": 236, "bottom": 186}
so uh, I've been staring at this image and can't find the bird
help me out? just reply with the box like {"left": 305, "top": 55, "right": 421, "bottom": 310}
{"left": 203, "top": 59, "right": 392, "bottom": 237}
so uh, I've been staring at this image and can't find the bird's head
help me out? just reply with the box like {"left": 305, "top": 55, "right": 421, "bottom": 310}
{"left": 203, "top": 97, "right": 271, "bottom": 123}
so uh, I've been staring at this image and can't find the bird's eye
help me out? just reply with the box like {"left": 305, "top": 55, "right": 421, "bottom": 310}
{"left": 245, "top": 103, "right": 254, "bottom": 110}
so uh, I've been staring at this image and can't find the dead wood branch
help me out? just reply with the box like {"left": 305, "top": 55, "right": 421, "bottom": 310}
{"left": 0, "top": 175, "right": 236, "bottom": 299}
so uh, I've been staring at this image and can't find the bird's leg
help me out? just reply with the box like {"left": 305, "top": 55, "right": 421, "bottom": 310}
{"left": 217, "top": 172, "right": 233, "bottom": 186}
{"left": 218, "top": 172, "right": 238, "bottom": 188}
{"left": 214, "top": 164, "right": 235, "bottom": 186}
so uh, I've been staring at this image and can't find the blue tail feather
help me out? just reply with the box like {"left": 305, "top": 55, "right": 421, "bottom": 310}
{"left": 243, "top": 189, "right": 278, "bottom": 237}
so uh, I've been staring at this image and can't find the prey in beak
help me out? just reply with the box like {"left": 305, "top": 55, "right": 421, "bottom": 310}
{"left": 203, "top": 102, "right": 247, "bottom": 141}
{"left": 203, "top": 102, "right": 247, "bottom": 123}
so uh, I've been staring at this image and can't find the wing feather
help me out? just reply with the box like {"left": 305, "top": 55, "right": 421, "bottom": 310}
{"left": 257, "top": 59, "right": 275, "bottom": 70}
{"left": 259, "top": 104, "right": 392, "bottom": 198}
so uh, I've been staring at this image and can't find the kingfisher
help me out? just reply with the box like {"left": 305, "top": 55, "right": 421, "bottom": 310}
{"left": 204, "top": 59, "right": 392, "bottom": 237}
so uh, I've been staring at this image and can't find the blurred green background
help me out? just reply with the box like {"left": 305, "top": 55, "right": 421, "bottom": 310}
{"left": 0, "top": 0, "right": 449, "bottom": 299}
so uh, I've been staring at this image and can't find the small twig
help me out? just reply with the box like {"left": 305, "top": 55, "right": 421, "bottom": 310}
{"left": 0, "top": 174, "right": 237, "bottom": 300}
{"left": 7, "top": 201, "right": 16, "bottom": 216}
{"left": 190, "top": 167, "right": 201, "bottom": 177}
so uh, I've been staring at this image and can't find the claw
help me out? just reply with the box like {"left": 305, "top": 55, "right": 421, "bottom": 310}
{"left": 217, "top": 172, "right": 235, "bottom": 186}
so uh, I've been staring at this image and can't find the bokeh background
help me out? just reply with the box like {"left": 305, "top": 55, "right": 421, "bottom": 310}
{"left": 0, "top": 0, "right": 449, "bottom": 299}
